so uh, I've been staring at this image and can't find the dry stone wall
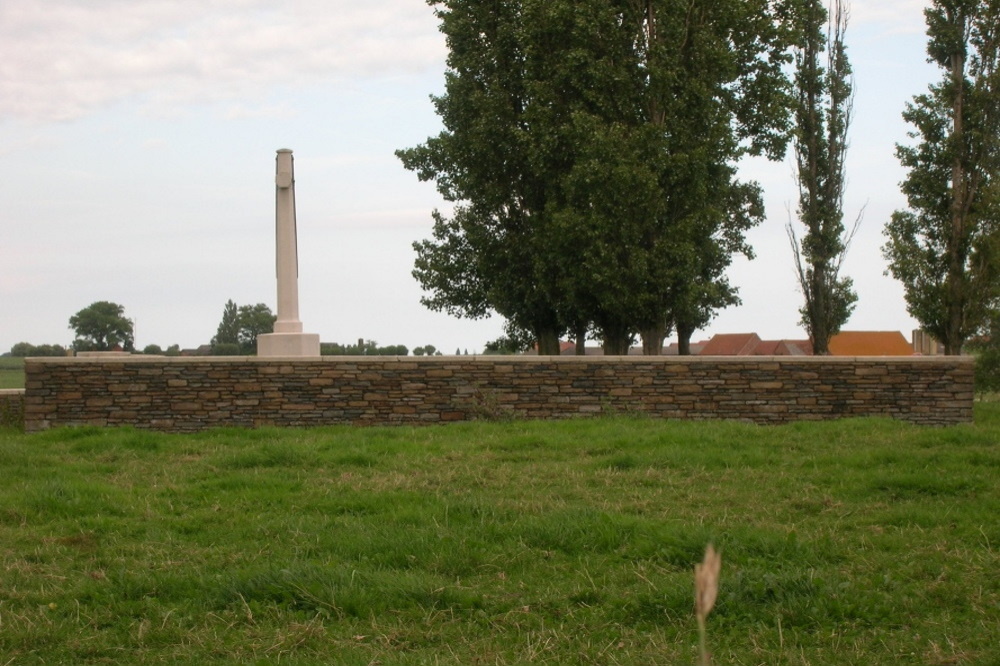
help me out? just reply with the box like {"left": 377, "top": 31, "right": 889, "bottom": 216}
{"left": 23, "top": 355, "right": 973, "bottom": 433}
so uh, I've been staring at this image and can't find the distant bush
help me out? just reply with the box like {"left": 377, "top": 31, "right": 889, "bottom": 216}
{"left": 967, "top": 313, "right": 1000, "bottom": 397}
{"left": 143, "top": 344, "right": 164, "bottom": 355}
{"left": 212, "top": 343, "right": 242, "bottom": 356}
{"left": 321, "top": 341, "right": 409, "bottom": 356}
{"left": 969, "top": 345, "right": 1000, "bottom": 397}
{"left": 8, "top": 342, "right": 69, "bottom": 357}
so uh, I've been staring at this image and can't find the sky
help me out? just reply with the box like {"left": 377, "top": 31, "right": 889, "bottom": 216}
{"left": 1, "top": 0, "right": 939, "bottom": 354}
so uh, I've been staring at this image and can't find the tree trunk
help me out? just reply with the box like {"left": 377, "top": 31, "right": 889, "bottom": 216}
{"left": 677, "top": 322, "right": 695, "bottom": 356}
{"left": 574, "top": 323, "right": 588, "bottom": 355}
{"left": 601, "top": 327, "right": 632, "bottom": 355}
{"left": 640, "top": 325, "right": 666, "bottom": 355}
{"left": 946, "top": 48, "right": 968, "bottom": 356}
{"left": 811, "top": 260, "right": 831, "bottom": 355}
{"left": 536, "top": 328, "right": 562, "bottom": 356}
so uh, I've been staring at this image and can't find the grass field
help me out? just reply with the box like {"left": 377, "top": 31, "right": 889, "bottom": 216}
{"left": 0, "top": 357, "right": 24, "bottom": 389}
{"left": 1, "top": 407, "right": 999, "bottom": 664}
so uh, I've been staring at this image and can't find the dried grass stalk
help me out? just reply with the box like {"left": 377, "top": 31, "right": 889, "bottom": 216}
{"left": 695, "top": 544, "right": 722, "bottom": 665}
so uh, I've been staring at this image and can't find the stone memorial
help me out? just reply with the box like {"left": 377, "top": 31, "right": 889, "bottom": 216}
{"left": 257, "top": 148, "right": 321, "bottom": 357}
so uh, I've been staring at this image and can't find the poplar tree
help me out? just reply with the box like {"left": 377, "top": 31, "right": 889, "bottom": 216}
{"left": 883, "top": 0, "right": 1000, "bottom": 354}
{"left": 212, "top": 299, "right": 241, "bottom": 349}
{"left": 401, "top": 0, "right": 799, "bottom": 355}
{"left": 787, "top": 0, "right": 860, "bottom": 355}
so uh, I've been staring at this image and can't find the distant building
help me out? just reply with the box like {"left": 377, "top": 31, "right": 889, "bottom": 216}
{"left": 912, "top": 329, "right": 944, "bottom": 355}
{"left": 827, "top": 331, "right": 914, "bottom": 356}
{"left": 696, "top": 331, "right": 915, "bottom": 356}
{"left": 533, "top": 330, "right": 926, "bottom": 356}
{"left": 698, "top": 333, "right": 812, "bottom": 356}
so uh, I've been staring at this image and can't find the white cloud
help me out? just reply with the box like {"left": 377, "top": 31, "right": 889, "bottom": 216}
{"left": 0, "top": 0, "right": 445, "bottom": 122}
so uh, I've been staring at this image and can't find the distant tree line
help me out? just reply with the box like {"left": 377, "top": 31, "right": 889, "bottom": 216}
{"left": 5, "top": 342, "right": 70, "bottom": 357}
{"left": 8, "top": 300, "right": 436, "bottom": 358}
{"left": 321, "top": 341, "right": 410, "bottom": 356}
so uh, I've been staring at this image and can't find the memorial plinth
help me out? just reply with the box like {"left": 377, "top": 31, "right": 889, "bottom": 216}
{"left": 258, "top": 148, "right": 320, "bottom": 357}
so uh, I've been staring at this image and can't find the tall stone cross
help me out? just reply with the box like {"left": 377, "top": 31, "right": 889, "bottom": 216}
{"left": 257, "top": 148, "right": 321, "bottom": 357}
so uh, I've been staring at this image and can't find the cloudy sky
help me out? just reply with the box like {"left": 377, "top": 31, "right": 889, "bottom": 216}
{"left": 1, "top": 0, "right": 938, "bottom": 354}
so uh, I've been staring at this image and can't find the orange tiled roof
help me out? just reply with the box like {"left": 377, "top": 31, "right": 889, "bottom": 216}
{"left": 699, "top": 333, "right": 762, "bottom": 356}
{"left": 827, "top": 331, "right": 914, "bottom": 356}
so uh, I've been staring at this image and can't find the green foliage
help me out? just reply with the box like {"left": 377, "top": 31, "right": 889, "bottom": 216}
{"left": 321, "top": 341, "right": 409, "bottom": 356}
{"left": 483, "top": 331, "right": 534, "bottom": 355}
{"left": 412, "top": 345, "right": 441, "bottom": 356}
{"left": 400, "top": 0, "right": 799, "bottom": 355}
{"left": 211, "top": 300, "right": 276, "bottom": 355}
{"left": 68, "top": 301, "right": 134, "bottom": 351}
{"left": 882, "top": 0, "right": 1000, "bottom": 354}
{"left": 211, "top": 299, "right": 241, "bottom": 349}
{"left": 7, "top": 342, "right": 68, "bottom": 357}
{"left": 967, "top": 312, "right": 1000, "bottom": 395}
{"left": 212, "top": 343, "right": 242, "bottom": 356}
{"left": 236, "top": 304, "right": 276, "bottom": 354}
{"left": 1, "top": 411, "right": 1000, "bottom": 663}
{"left": 787, "top": 0, "right": 859, "bottom": 354}
{"left": 142, "top": 344, "right": 163, "bottom": 355}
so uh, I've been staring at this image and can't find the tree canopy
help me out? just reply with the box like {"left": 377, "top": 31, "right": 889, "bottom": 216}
{"left": 400, "top": 0, "right": 800, "bottom": 354}
{"left": 211, "top": 300, "right": 276, "bottom": 355}
{"left": 787, "top": 0, "right": 860, "bottom": 355}
{"left": 68, "top": 301, "right": 134, "bottom": 352}
{"left": 883, "top": 0, "right": 1000, "bottom": 354}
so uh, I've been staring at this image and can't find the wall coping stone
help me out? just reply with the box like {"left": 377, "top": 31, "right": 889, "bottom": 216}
{"left": 27, "top": 355, "right": 973, "bottom": 365}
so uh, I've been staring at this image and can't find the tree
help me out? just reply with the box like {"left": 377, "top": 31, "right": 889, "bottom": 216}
{"left": 211, "top": 301, "right": 276, "bottom": 354}
{"left": 211, "top": 299, "right": 241, "bottom": 351}
{"left": 575, "top": 1, "right": 794, "bottom": 355}
{"left": 401, "top": 0, "right": 568, "bottom": 354}
{"left": 8, "top": 342, "right": 67, "bottom": 357}
{"left": 787, "top": 0, "right": 860, "bottom": 355}
{"left": 320, "top": 341, "right": 409, "bottom": 356}
{"left": 236, "top": 304, "right": 276, "bottom": 354}
{"left": 400, "top": 0, "right": 799, "bottom": 355}
{"left": 69, "top": 301, "right": 134, "bottom": 351}
{"left": 883, "top": 0, "right": 1000, "bottom": 354}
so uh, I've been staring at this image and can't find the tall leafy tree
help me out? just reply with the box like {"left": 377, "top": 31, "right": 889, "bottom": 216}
{"left": 787, "top": 0, "right": 860, "bottom": 355}
{"left": 401, "top": 0, "right": 799, "bottom": 355}
{"left": 211, "top": 299, "right": 241, "bottom": 351}
{"left": 237, "top": 303, "right": 276, "bottom": 354}
{"left": 883, "top": 0, "right": 1000, "bottom": 354}
{"left": 211, "top": 300, "right": 276, "bottom": 355}
{"left": 401, "top": 0, "right": 567, "bottom": 354}
{"left": 69, "top": 301, "right": 134, "bottom": 352}
{"left": 631, "top": 0, "right": 796, "bottom": 355}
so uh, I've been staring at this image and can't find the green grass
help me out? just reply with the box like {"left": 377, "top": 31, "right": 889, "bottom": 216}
{"left": 0, "top": 357, "right": 24, "bottom": 389}
{"left": 1, "top": 407, "right": 999, "bottom": 664}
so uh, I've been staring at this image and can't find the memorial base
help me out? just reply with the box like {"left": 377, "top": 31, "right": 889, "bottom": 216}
{"left": 257, "top": 332, "right": 321, "bottom": 357}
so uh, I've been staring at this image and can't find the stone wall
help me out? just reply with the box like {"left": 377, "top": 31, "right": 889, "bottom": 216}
{"left": 0, "top": 389, "right": 24, "bottom": 429}
{"left": 23, "top": 356, "right": 973, "bottom": 432}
